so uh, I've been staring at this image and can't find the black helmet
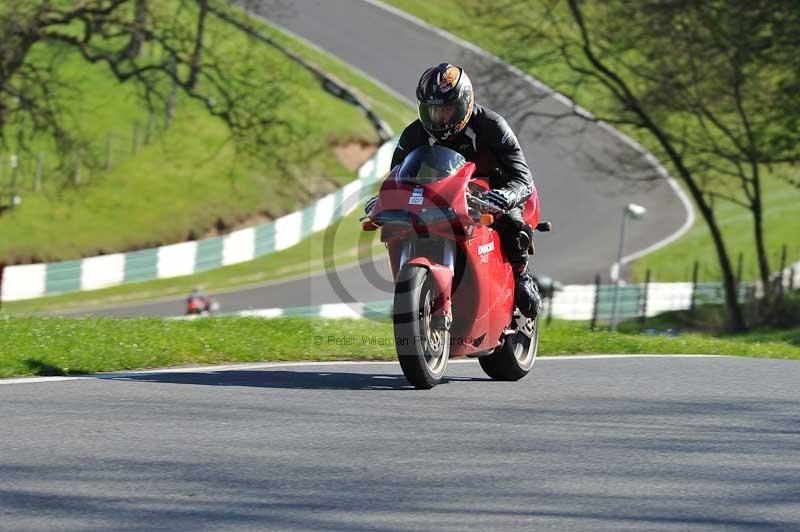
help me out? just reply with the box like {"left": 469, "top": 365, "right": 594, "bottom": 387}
{"left": 416, "top": 63, "right": 474, "bottom": 142}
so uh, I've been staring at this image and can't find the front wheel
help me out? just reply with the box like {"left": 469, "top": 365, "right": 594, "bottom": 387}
{"left": 479, "top": 314, "right": 539, "bottom": 381}
{"left": 393, "top": 266, "right": 450, "bottom": 389}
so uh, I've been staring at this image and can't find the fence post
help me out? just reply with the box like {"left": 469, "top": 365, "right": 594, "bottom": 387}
{"left": 639, "top": 269, "right": 651, "bottom": 327}
{"left": 106, "top": 132, "right": 114, "bottom": 171}
{"left": 73, "top": 149, "right": 82, "bottom": 185}
{"left": 132, "top": 120, "right": 142, "bottom": 155}
{"left": 145, "top": 111, "right": 156, "bottom": 145}
{"left": 736, "top": 251, "right": 743, "bottom": 285}
{"left": 590, "top": 274, "right": 601, "bottom": 331}
{"left": 34, "top": 153, "right": 44, "bottom": 191}
{"left": 0, "top": 262, "right": 5, "bottom": 311}
{"left": 689, "top": 260, "right": 699, "bottom": 317}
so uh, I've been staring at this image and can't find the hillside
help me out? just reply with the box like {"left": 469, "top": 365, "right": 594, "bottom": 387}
{"left": 0, "top": 4, "right": 412, "bottom": 264}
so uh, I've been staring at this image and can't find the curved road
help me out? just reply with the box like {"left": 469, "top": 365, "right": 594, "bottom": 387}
{"left": 2, "top": 356, "right": 798, "bottom": 530}
{"left": 67, "top": 0, "right": 688, "bottom": 317}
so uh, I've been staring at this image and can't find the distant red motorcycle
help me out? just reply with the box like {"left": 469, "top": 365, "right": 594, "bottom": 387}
{"left": 186, "top": 294, "right": 219, "bottom": 316}
{"left": 363, "top": 145, "right": 550, "bottom": 389}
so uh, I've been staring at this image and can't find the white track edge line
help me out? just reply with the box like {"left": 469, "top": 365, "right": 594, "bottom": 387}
{"left": 361, "top": 0, "right": 696, "bottom": 277}
{"left": 0, "top": 355, "right": 728, "bottom": 385}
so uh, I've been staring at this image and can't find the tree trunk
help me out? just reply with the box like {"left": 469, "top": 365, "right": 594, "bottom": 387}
{"left": 647, "top": 135, "right": 747, "bottom": 330}
{"left": 703, "top": 204, "right": 746, "bottom": 331}
{"left": 661, "top": 143, "right": 747, "bottom": 331}
{"left": 0, "top": 90, "right": 6, "bottom": 134}
{"left": 124, "top": 0, "right": 148, "bottom": 58}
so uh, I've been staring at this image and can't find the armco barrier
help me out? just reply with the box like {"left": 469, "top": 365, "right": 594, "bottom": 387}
{"left": 0, "top": 139, "right": 397, "bottom": 302}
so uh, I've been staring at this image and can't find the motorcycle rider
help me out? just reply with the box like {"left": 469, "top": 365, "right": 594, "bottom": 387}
{"left": 366, "top": 63, "right": 541, "bottom": 319}
{"left": 186, "top": 287, "right": 212, "bottom": 315}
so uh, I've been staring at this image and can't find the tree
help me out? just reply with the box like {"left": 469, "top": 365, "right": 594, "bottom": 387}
{"left": 471, "top": 0, "right": 800, "bottom": 331}
{"left": 0, "top": 0, "right": 299, "bottom": 169}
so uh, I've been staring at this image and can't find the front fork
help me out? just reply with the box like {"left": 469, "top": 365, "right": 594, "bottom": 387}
{"left": 399, "top": 238, "right": 456, "bottom": 331}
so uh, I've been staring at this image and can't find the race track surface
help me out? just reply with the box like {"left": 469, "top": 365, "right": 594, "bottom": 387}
{"left": 69, "top": 0, "right": 689, "bottom": 317}
{"left": 2, "top": 356, "right": 798, "bottom": 531}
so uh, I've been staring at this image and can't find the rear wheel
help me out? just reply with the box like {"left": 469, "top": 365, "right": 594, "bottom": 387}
{"left": 393, "top": 266, "right": 450, "bottom": 389}
{"left": 479, "top": 314, "right": 538, "bottom": 381}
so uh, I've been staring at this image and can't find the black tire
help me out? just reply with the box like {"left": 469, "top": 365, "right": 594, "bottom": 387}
{"left": 393, "top": 265, "right": 450, "bottom": 389}
{"left": 479, "top": 316, "right": 539, "bottom": 381}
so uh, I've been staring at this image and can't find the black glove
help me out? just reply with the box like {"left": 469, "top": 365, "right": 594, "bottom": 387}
{"left": 364, "top": 195, "right": 378, "bottom": 217}
{"left": 484, "top": 188, "right": 518, "bottom": 212}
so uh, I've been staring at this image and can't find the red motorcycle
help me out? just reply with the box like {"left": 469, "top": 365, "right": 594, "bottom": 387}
{"left": 186, "top": 294, "right": 219, "bottom": 316}
{"left": 363, "top": 145, "right": 550, "bottom": 389}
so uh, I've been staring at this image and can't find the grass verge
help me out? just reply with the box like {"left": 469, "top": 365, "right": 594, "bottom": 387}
{"left": 1, "top": 316, "right": 797, "bottom": 378}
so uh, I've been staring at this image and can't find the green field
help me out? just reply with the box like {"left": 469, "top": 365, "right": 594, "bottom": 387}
{"left": 383, "top": 0, "right": 800, "bottom": 283}
{"left": 1, "top": 315, "right": 797, "bottom": 378}
{"left": 0, "top": 3, "right": 413, "bottom": 265}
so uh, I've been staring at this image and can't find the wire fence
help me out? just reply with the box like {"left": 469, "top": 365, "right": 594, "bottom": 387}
{"left": 0, "top": 110, "right": 168, "bottom": 209}
{"left": 540, "top": 257, "right": 800, "bottom": 328}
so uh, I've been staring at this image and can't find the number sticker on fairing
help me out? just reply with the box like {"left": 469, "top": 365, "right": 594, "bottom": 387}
{"left": 408, "top": 187, "right": 424, "bottom": 205}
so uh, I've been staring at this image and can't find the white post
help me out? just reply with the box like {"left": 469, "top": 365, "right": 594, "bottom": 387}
{"left": 610, "top": 211, "right": 628, "bottom": 332}
{"left": 610, "top": 203, "right": 647, "bottom": 331}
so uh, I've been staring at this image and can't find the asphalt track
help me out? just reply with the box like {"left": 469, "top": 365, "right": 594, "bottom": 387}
{"left": 2, "top": 356, "right": 799, "bottom": 531}
{"left": 66, "top": 0, "right": 689, "bottom": 318}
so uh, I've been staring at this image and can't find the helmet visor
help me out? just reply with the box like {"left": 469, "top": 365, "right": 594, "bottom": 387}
{"left": 418, "top": 98, "right": 469, "bottom": 135}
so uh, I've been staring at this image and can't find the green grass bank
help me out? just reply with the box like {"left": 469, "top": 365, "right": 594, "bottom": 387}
{"left": 1, "top": 316, "right": 797, "bottom": 379}
{"left": 0, "top": 3, "right": 413, "bottom": 264}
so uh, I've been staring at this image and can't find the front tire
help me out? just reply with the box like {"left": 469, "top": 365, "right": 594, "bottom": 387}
{"left": 479, "top": 315, "right": 538, "bottom": 381}
{"left": 393, "top": 266, "right": 450, "bottom": 389}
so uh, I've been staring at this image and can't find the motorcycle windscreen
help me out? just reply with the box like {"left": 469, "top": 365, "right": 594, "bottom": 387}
{"left": 398, "top": 145, "right": 467, "bottom": 184}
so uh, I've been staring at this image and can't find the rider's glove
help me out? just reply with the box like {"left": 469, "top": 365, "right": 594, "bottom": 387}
{"left": 364, "top": 195, "right": 378, "bottom": 217}
{"left": 484, "top": 188, "right": 518, "bottom": 212}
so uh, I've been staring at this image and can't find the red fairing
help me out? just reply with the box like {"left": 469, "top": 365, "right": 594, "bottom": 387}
{"left": 374, "top": 161, "right": 477, "bottom": 243}
{"left": 459, "top": 225, "right": 515, "bottom": 354}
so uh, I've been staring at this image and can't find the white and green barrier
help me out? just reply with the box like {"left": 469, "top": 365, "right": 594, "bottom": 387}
{"left": 0, "top": 139, "right": 397, "bottom": 302}
{"left": 224, "top": 271, "right": 800, "bottom": 322}
{"left": 236, "top": 300, "right": 394, "bottom": 320}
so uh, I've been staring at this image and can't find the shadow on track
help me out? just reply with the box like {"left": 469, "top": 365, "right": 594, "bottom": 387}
{"left": 103, "top": 369, "right": 489, "bottom": 390}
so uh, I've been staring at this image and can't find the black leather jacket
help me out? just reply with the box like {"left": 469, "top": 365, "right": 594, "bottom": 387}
{"left": 391, "top": 104, "right": 534, "bottom": 206}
